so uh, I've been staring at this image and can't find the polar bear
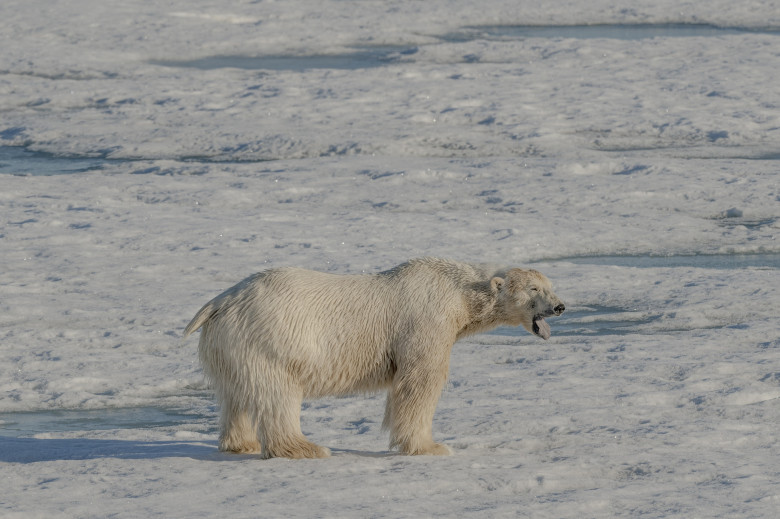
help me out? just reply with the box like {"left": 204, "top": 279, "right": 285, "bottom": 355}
{"left": 184, "top": 258, "right": 564, "bottom": 459}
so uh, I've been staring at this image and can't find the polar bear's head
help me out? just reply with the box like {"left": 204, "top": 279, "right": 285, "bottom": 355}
{"left": 491, "top": 269, "right": 565, "bottom": 340}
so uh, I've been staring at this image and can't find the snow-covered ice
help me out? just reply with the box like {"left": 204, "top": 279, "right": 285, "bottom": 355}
{"left": 1, "top": 1, "right": 779, "bottom": 517}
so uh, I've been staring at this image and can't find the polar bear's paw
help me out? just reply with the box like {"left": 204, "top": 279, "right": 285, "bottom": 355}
{"left": 219, "top": 439, "right": 261, "bottom": 454}
{"left": 406, "top": 442, "right": 453, "bottom": 456}
{"left": 264, "top": 438, "right": 332, "bottom": 459}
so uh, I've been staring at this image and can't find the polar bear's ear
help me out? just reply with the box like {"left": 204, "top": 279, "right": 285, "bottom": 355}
{"left": 490, "top": 277, "right": 504, "bottom": 293}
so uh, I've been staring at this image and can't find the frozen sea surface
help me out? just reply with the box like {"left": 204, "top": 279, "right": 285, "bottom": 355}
{"left": 1, "top": 1, "right": 779, "bottom": 518}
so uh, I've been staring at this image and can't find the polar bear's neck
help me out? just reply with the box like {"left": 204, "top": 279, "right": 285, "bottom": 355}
{"left": 383, "top": 257, "right": 509, "bottom": 340}
{"left": 457, "top": 279, "right": 503, "bottom": 339}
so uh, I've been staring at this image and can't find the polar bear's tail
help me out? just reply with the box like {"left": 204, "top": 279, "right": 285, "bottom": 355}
{"left": 183, "top": 302, "right": 217, "bottom": 338}
{"left": 183, "top": 273, "right": 259, "bottom": 338}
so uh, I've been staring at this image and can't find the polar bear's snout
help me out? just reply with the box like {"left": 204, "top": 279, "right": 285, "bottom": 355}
{"left": 539, "top": 297, "right": 564, "bottom": 318}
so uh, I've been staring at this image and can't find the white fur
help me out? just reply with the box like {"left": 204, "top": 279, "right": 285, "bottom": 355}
{"left": 184, "top": 257, "right": 564, "bottom": 458}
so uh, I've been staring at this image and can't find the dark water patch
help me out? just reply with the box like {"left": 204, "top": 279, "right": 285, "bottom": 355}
{"left": 177, "top": 154, "right": 275, "bottom": 164}
{"left": 0, "top": 126, "right": 26, "bottom": 140}
{"left": 0, "top": 407, "right": 201, "bottom": 437}
{"left": 0, "top": 145, "right": 281, "bottom": 175}
{"left": 548, "top": 253, "right": 780, "bottom": 269}
{"left": 446, "top": 24, "right": 780, "bottom": 42}
{"left": 714, "top": 217, "right": 776, "bottom": 230}
{"left": 750, "top": 152, "right": 780, "bottom": 160}
{"left": 0, "top": 146, "right": 105, "bottom": 176}
{"left": 0, "top": 437, "right": 217, "bottom": 463}
{"left": 488, "top": 305, "right": 659, "bottom": 337}
{"left": 151, "top": 46, "right": 418, "bottom": 72}
{"left": 590, "top": 143, "right": 780, "bottom": 158}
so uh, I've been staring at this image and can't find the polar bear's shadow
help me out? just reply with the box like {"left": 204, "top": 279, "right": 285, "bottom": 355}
{"left": 329, "top": 448, "right": 399, "bottom": 459}
{"left": 0, "top": 436, "right": 407, "bottom": 463}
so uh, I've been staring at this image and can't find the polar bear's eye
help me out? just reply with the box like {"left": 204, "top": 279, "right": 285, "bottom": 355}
{"left": 530, "top": 286, "right": 539, "bottom": 292}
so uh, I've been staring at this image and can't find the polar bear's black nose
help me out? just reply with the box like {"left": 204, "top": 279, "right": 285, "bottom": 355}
{"left": 554, "top": 303, "right": 565, "bottom": 315}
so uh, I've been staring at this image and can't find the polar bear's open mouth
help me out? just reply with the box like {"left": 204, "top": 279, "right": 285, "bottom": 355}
{"left": 532, "top": 315, "right": 551, "bottom": 340}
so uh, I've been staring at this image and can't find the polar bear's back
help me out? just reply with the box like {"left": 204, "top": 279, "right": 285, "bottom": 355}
{"left": 188, "top": 267, "right": 396, "bottom": 341}
{"left": 255, "top": 267, "right": 400, "bottom": 346}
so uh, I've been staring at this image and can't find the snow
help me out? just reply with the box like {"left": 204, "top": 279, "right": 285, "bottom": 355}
{"left": 1, "top": 0, "right": 779, "bottom": 517}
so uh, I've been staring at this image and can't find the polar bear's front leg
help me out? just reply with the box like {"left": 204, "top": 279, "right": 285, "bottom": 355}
{"left": 383, "top": 351, "right": 453, "bottom": 456}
